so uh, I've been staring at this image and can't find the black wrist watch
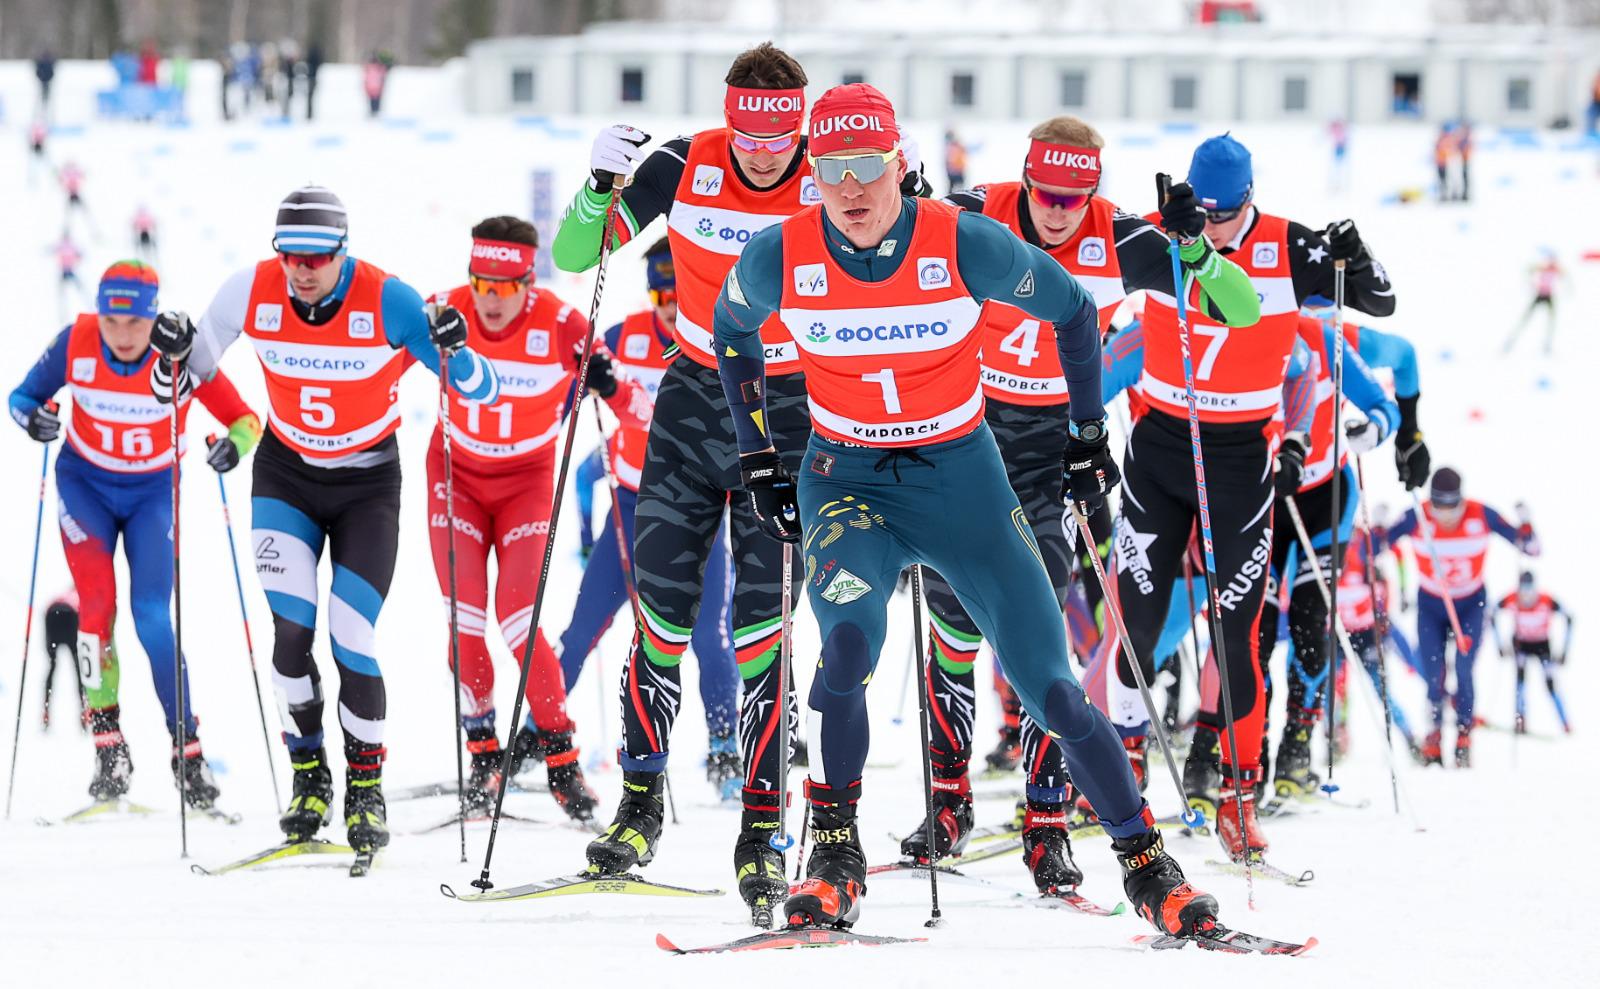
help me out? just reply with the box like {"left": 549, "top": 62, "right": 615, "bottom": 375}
{"left": 1070, "top": 418, "right": 1106, "bottom": 444}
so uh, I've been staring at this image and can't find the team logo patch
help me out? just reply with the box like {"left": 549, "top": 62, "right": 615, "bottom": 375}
{"left": 254, "top": 303, "right": 283, "bottom": 332}
{"left": 806, "top": 322, "right": 829, "bottom": 343}
{"left": 624, "top": 334, "right": 650, "bottom": 360}
{"left": 692, "top": 165, "right": 724, "bottom": 197}
{"left": 917, "top": 258, "right": 950, "bottom": 290}
{"left": 725, "top": 267, "right": 749, "bottom": 307}
{"left": 1077, "top": 237, "right": 1107, "bottom": 267}
{"left": 821, "top": 568, "right": 871, "bottom": 605}
{"left": 71, "top": 357, "right": 96, "bottom": 383}
{"left": 810, "top": 451, "right": 835, "bottom": 476}
{"left": 799, "top": 176, "right": 822, "bottom": 205}
{"left": 1252, "top": 242, "right": 1280, "bottom": 269}
{"left": 1014, "top": 270, "right": 1035, "bottom": 299}
{"left": 794, "top": 263, "right": 828, "bottom": 297}
{"left": 525, "top": 330, "right": 550, "bottom": 357}
{"left": 348, "top": 311, "right": 375, "bottom": 340}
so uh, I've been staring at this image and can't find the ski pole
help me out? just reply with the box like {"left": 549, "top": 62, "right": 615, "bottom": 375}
{"left": 472, "top": 186, "right": 622, "bottom": 891}
{"left": 172, "top": 358, "right": 188, "bottom": 857}
{"left": 434, "top": 342, "right": 468, "bottom": 864}
{"left": 210, "top": 446, "right": 282, "bottom": 815}
{"left": 4, "top": 432, "right": 53, "bottom": 820}
{"left": 1324, "top": 259, "right": 1346, "bottom": 794}
{"left": 588, "top": 397, "right": 636, "bottom": 774}
{"left": 769, "top": 543, "right": 797, "bottom": 857}
{"left": 908, "top": 564, "right": 943, "bottom": 927}
{"left": 1067, "top": 503, "right": 1203, "bottom": 828}
{"left": 1408, "top": 489, "right": 1471, "bottom": 651}
{"left": 1180, "top": 537, "right": 1206, "bottom": 705}
{"left": 1157, "top": 173, "right": 1252, "bottom": 901}
{"left": 1353, "top": 456, "right": 1401, "bottom": 814}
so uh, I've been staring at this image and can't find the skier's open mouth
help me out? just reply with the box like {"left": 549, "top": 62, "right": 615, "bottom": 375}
{"left": 844, "top": 207, "right": 870, "bottom": 219}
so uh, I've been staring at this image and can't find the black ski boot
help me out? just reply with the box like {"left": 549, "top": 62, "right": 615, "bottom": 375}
{"left": 87, "top": 706, "right": 132, "bottom": 801}
{"left": 279, "top": 746, "right": 334, "bottom": 841}
{"left": 1182, "top": 723, "right": 1222, "bottom": 830}
{"left": 984, "top": 723, "right": 1023, "bottom": 773}
{"left": 1272, "top": 707, "right": 1322, "bottom": 802}
{"left": 506, "top": 723, "right": 545, "bottom": 778}
{"left": 1022, "top": 801, "right": 1083, "bottom": 893}
{"left": 171, "top": 738, "right": 221, "bottom": 810}
{"left": 463, "top": 726, "right": 503, "bottom": 817}
{"left": 344, "top": 743, "right": 389, "bottom": 853}
{"left": 898, "top": 780, "right": 974, "bottom": 863}
{"left": 586, "top": 770, "right": 664, "bottom": 874}
{"left": 1115, "top": 827, "right": 1220, "bottom": 937}
{"left": 735, "top": 792, "right": 787, "bottom": 927}
{"left": 542, "top": 731, "right": 597, "bottom": 823}
{"left": 786, "top": 782, "right": 867, "bottom": 928}
{"left": 706, "top": 732, "right": 741, "bottom": 802}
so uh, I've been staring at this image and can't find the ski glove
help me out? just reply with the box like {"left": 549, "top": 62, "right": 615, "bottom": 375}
{"left": 429, "top": 304, "right": 469, "bottom": 356}
{"left": 589, "top": 124, "right": 651, "bottom": 192}
{"left": 1060, "top": 422, "right": 1120, "bottom": 517}
{"left": 25, "top": 401, "right": 60, "bottom": 443}
{"left": 1158, "top": 180, "right": 1208, "bottom": 243}
{"left": 1323, "top": 219, "right": 1367, "bottom": 264}
{"left": 740, "top": 450, "right": 801, "bottom": 544}
{"left": 1394, "top": 394, "right": 1430, "bottom": 490}
{"left": 1344, "top": 417, "right": 1385, "bottom": 456}
{"left": 151, "top": 310, "right": 196, "bottom": 361}
{"left": 1275, "top": 433, "right": 1308, "bottom": 500}
{"left": 206, "top": 434, "right": 240, "bottom": 473}
{"left": 580, "top": 347, "right": 619, "bottom": 399}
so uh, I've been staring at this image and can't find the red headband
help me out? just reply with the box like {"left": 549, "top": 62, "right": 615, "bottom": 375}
{"left": 1024, "top": 140, "right": 1101, "bottom": 188}
{"left": 724, "top": 86, "right": 806, "bottom": 136}
{"left": 469, "top": 238, "right": 533, "bottom": 279}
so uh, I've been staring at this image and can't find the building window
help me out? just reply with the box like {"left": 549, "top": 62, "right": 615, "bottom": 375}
{"left": 951, "top": 72, "right": 976, "bottom": 107}
{"left": 1391, "top": 71, "right": 1421, "bottom": 116}
{"left": 511, "top": 68, "right": 535, "bottom": 105}
{"left": 1506, "top": 76, "right": 1531, "bottom": 111}
{"left": 1170, "top": 74, "right": 1198, "bottom": 111}
{"left": 1060, "top": 70, "right": 1087, "bottom": 108}
{"left": 620, "top": 67, "right": 645, "bottom": 103}
{"left": 1283, "top": 75, "right": 1308, "bottom": 113}
{"left": 842, "top": 71, "right": 865, "bottom": 85}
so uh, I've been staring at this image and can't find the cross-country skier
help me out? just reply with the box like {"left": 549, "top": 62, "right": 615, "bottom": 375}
{"left": 551, "top": 238, "right": 744, "bottom": 799}
{"left": 146, "top": 186, "right": 499, "bottom": 856}
{"left": 715, "top": 82, "right": 1221, "bottom": 936}
{"left": 1113, "top": 132, "right": 1396, "bottom": 863}
{"left": 1503, "top": 250, "right": 1565, "bottom": 356}
{"left": 425, "top": 216, "right": 649, "bottom": 821}
{"left": 1496, "top": 572, "right": 1571, "bottom": 734}
{"left": 551, "top": 42, "right": 929, "bottom": 916}
{"left": 1384, "top": 467, "right": 1537, "bottom": 766}
{"left": 10, "top": 260, "right": 262, "bottom": 808}
{"left": 897, "top": 114, "right": 1262, "bottom": 897}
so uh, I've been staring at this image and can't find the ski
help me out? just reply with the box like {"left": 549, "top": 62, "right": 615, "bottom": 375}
{"left": 408, "top": 810, "right": 557, "bottom": 835}
{"left": 440, "top": 872, "right": 725, "bottom": 902}
{"left": 1133, "top": 926, "right": 1318, "bottom": 956}
{"left": 1032, "top": 889, "right": 1125, "bottom": 916}
{"left": 958, "top": 812, "right": 1187, "bottom": 855}
{"left": 1206, "top": 857, "right": 1315, "bottom": 887}
{"left": 1262, "top": 785, "right": 1373, "bottom": 818}
{"left": 389, "top": 777, "right": 547, "bottom": 802}
{"left": 865, "top": 861, "right": 1000, "bottom": 889}
{"left": 35, "top": 798, "right": 160, "bottom": 826}
{"left": 656, "top": 926, "right": 926, "bottom": 954}
{"left": 190, "top": 839, "right": 358, "bottom": 876}
{"left": 200, "top": 807, "right": 244, "bottom": 825}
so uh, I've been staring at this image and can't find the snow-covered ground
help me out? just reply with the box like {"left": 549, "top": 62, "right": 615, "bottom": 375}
{"left": 2, "top": 62, "right": 1597, "bottom": 986}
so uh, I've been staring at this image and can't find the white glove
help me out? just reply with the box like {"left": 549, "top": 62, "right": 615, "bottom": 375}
{"left": 590, "top": 124, "right": 651, "bottom": 191}
{"left": 898, "top": 127, "right": 922, "bottom": 179}
{"left": 1344, "top": 417, "right": 1384, "bottom": 456}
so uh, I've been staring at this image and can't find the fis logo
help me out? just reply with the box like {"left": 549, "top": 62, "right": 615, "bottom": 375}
{"left": 624, "top": 334, "right": 650, "bottom": 360}
{"left": 1077, "top": 237, "right": 1107, "bottom": 266}
{"left": 72, "top": 357, "right": 96, "bottom": 383}
{"left": 917, "top": 258, "right": 950, "bottom": 290}
{"left": 692, "top": 165, "right": 724, "bottom": 197}
{"left": 793, "top": 263, "right": 829, "bottom": 297}
{"left": 254, "top": 303, "right": 283, "bottom": 332}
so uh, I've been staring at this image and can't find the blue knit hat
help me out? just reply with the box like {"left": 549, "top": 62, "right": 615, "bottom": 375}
{"left": 272, "top": 185, "right": 348, "bottom": 254}
{"left": 644, "top": 243, "right": 674, "bottom": 293}
{"left": 1186, "top": 134, "right": 1253, "bottom": 211}
{"left": 97, "top": 260, "right": 159, "bottom": 319}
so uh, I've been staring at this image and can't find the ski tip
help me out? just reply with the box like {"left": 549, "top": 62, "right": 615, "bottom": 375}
{"left": 654, "top": 933, "right": 685, "bottom": 954}
{"left": 189, "top": 864, "right": 212, "bottom": 876}
{"left": 1295, "top": 936, "right": 1320, "bottom": 956}
{"left": 1111, "top": 901, "right": 1127, "bottom": 916}
{"left": 439, "top": 883, "right": 458, "bottom": 899}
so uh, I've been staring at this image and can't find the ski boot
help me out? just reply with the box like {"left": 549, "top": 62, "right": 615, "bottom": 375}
{"left": 279, "top": 746, "right": 334, "bottom": 841}
{"left": 505, "top": 722, "right": 545, "bottom": 778}
{"left": 1022, "top": 801, "right": 1083, "bottom": 893}
{"left": 344, "top": 742, "right": 390, "bottom": 853}
{"left": 542, "top": 731, "right": 598, "bottom": 823}
{"left": 462, "top": 726, "right": 503, "bottom": 817}
{"left": 1454, "top": 726, "right": 1473, "bottom": 769}
{"left": 1216, "top": 766, "right": 1268, "bottom": 863}
{"left": 1271, "top": 708, "right": 1321, "bottom": 803}
{"left": 586, "top": 770, "right": 664, "bottom": 874}
{"left": 87, "top": 706, "right": 132, "bottom": 801}
{"left": 1419, "top": 729, "right": 1444, "bottom": 767}
{"left": 1123, "top": 733, "right": 1148, "bottom": 792}
{"left": 786, "top": 782, "right": 867, "bottom": 928}
{"left": 706, "top": 732, "right": 742, "bottom": 802}
{"left": 735, "top": 791, "right": 788, "bottom": 927}
{"left": 1182, "top": 723, "right": 1222, "bottom": 831}
{"left": 1513, "top": 713, "right": 1527, "bottom": 736}
{"left": 1115, "top": 827, "right": 1220, "bottom": 937}
{"left": 171, "top": 738, "right": 221, "bottom": 810}
{"left": 898, "top": 778, "right": 974, "bottom": 863}
{"left": 984, "top": 723, "right": 1023, "bottom": 773}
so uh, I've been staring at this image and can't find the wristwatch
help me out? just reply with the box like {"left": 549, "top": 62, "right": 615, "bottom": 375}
{"left": 1070, "top": 418, "right": 1106, "bottom": 444}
